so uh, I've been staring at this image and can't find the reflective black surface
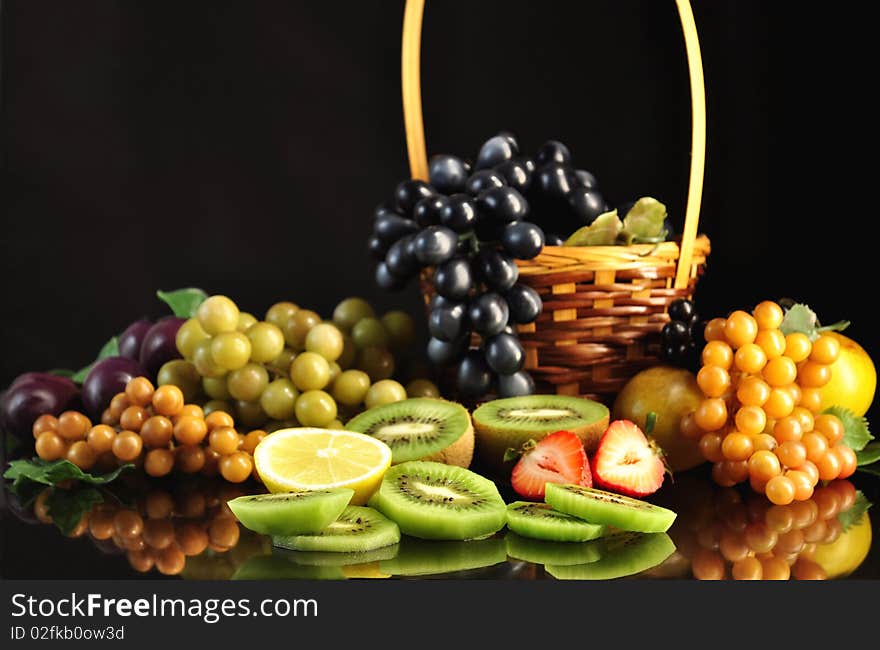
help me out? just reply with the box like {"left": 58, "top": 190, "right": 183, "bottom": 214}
{"left": 2, "top": 466, "right": 877, "bottom": 581}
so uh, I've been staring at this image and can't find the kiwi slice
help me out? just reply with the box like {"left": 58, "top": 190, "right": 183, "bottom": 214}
{"left": 231, "top": 555, "right": 346, "bottom": 580}
{"left": 506, "top": 501, "right": 606, "bottom": 542}
{"left": 546, "top": 532, "right": 676, "bottom": 580}
{"left": 379, "top": 536, "right": 507, "bottom": 577}
{"left": 345, "top": 398, "right": 474, "bottom": 466}
{"left": 472, "top": 395, "right": 609, "bottom": 471}
{"left": 368, "top": 461, "right": 507, "bottom": 540}
{"left": 278, "top": 543, "right": 400, "bottom": 567}
{"left": 273, "top": 506, "right": 400, "bottom": 553}
{"left": 227, "top": 488, "right": 353, "bottom": 536}
{"left": 505, "top": 532, "right": 603, "bottom": 566}
{"left": 544, "top": 484, "right": 676, "bottom": 533}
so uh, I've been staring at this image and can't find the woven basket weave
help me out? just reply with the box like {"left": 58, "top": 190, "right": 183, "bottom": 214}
{"left": 402, "top": 0, "right": 710, "bottom": 403}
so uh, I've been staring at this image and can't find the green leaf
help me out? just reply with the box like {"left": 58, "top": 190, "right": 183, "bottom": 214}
{"left": 157, "top": 287, "right": 208, "bottom": 318}
{"left": 644, "top": 411, "right": 658, "bottom": 436}
{"left": 779, "top": 303, "right": 820, "bottom": 340}
{"left": 46, "top": 488, "right": 104, "bottom": 536}
{"left": 71, "top": 336, "right": 120, "bottom": 384}
{"left": 564, "top": 211, "right": 623, "bottom": 246}
{"left": 838, "top": 490, "right": 871, "bottom": 533}
{"left": 856, "top": 442, "right": 880, "bottom": 466}
{"left": 4, "top": 458, "right": 133, "bottom": 496}
{"left": 822, "top": 406, "right": 873, "bottom": 451}
{"left": 858, "top": 464, "right": 880, "bottom": 478}
{"left": 48, "top": 368, "right": 75, "bottom": 378}
{"left": 621, "top": 197, "right": 667, "bottom": 244}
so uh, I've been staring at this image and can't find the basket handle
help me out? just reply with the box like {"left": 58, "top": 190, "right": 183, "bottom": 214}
{"left": 401, "top": 0, "right": 706, "bottom": 290}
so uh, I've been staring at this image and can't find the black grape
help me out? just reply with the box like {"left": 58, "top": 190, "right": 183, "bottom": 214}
{"left": 468, "top": 292, "right": 509, "bottom": 337}
{"left": 568, "top": 188, "right": 608, "bottom": 223}
{"left": 536, "top": 140, "right": 571, "bottom": 167}
{"left": 433, "top": 257, "right": 473, "bottom": 301}
{"left": 465, "top": 170, "right": 507, "bottom": 196}
{"left": 474, "top": 249, "right": 519, "bottom": 292}
{"left": 439, "top": 194, "right": 478, "bottom": 233}
{"left": 368, "top": 235, "right": 387, "bottom": 260}
{"left": 494, "top": 157, "right": 534, "bottom": 193}
{"left": 500, "top": 221, "right": 544, "bottom": 259}
{"left": 394, "top": 179, "right": 435, "bottom": 217}
{"left": 429, "top": 154, "right": 469, "bottom": 194}
{"left": 544, "top": 233, "right": 565, "bottom": 246}
{"left": 506, "top": 283, "right": 542, "bottom": 324}
{"left": 428, "top": 301, "right": 469, "bottom": 342}
{"left": 375, "top": 262, "right": 408, "bottom": 292}
{"left": 476, "top": 186, "right": 529, "bottom": 223}
{"left": 413, "top": 195, "right": 450, "bottom": 228}
{"left": 385, "top": 235, "right": 419, "bottom": 278}
{"left": 456, "top": 349, "right": 494, "bottom": 398}
{"left": 497, "top": 370, "right": 535, "bottom": 397}
{"left": 375, "top": 213, "right": 419, "bottom": 246}
{"left": 668, "top": 299, "right": 696, "bottom": 324}
{"left": 484, "top": 332, "right": 525, "bottom": 375}
{"left": 536, "top": 163, "right": 576, "bottom": 198}
{"left": 574, "top": 169, "right": 598, "bottom": 189}
{"left": 412, "top": 226, "right": 458, "bottom": 265}
{"left": 475, "top": 134, "right": 519, "bottom": 170}
{"left": 427, "top": 337, "right": 468, "bottom": 366}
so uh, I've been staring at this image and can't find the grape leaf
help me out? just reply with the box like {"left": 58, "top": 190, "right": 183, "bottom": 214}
{"left": 157, "top": 287, "right": 208, "bottom": 318}
{"left": 4, "top": 458, "right": 133, "bottom": 496}
{"left": 856, "top": 442, "right": 880, "bottom": 466}
{"left": 779, "top": 303, "right": 820, "bottom": 340}
{"left": 822, "top": 405, "right": 873, "bottom": 451}
{"left": 46, "top": 487, "right": 104, "bottom": 536}
{"left": 564, "top": 211, "right": 622, "bottom": 246}
{"left": 71, "top": 336, "right": 120, "bottom": 384}
{"left": 621, "top": 197, "right": 667, "bottom": 244}
{"left": 838, "top": 490, "right": 871, "bottom": 533}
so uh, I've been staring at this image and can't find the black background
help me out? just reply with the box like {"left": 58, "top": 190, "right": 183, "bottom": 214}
{"left": 0, "top": 0, "right": 874, "bottom": 421}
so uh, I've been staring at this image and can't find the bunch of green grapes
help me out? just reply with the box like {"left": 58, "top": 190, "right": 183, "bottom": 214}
{"left": 159, "top": 295, "right": 438, "bottom": 430}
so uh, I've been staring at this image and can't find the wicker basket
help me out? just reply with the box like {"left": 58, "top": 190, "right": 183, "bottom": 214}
{"left": 402, "top": 0, "right": 710, "bottom": 403}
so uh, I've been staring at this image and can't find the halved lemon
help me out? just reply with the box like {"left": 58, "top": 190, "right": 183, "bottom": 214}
{"left": 253, "top": 427, "right": 392, "bottom": 505}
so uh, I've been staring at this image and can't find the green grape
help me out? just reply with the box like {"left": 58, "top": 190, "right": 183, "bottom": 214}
{"left": 265, "top": 301, "right": 299, "bottom": 329}
{"left": 327, "top": 419, "right": 345, "bottom": 430}
{"left": 328, "top": 361, "right": 342, "bottom": 385}
{"left": 203, "top": 376, "right": 231, "bottom": 400}
{"left": 210, "top": 331, "right": 252, "bottom": 370}
{"left": 290, "top": 352, "right": 331, "bottom": 391}
{"left": 175, "top": 318, "right": 210, "bottom": 359}
{"left": 337, "top": 334, "right": 357, "bottom": 369}
{"left": 305, "top": 323, "right": 344, "bottom": 362}
{"left": 237, "top": 312, "right": 258, "bottom": 332}
{"left": 203, "top": 400, "right": 232, "bottom": 416}
{"left": 331, "top": 370, "right": 371, "bottom": 407}
{"left": 235, "top": 400, "right": 269, "bottom": 428}
{"left": 405, "top": 378, "right": 440, "bottom": 398}
{"left": 283, "top": 310, "right": 321, "bottom": 350}
{"left": 193, "top": 339, "right": 227, "bottom": 378}
{"left": 157, "top": 359, "right": 201, "bottom": 402}
{"left": 259, "top": 378, "right": 299, "bottom": 420}
{"left": 294, "top": 390, "right": 337, "bottom": 427}
{"left": 227, "top": 362, "right": 269, "bottom": 402}
{"left": 351, "top": 317, "right": 389, "bottom": 349}
{"left": 357, "top": 346, "right": 395, "bottom": 382}
{"left": 246, "top": 322, "right": 285, "bottom": 363}
{"left": 332, "top": 297, "right": 375, "bottom": 332}
{"left": 268, "top": 347, "right": 296, "bottom": 375}
{"left": 365, "top": 379, "right": 407, "bottom": 410}
{"left": 197, "top": 295, "right": 240, "bottom": 335}
{"left": 381, "top": 311, "right": 415, "bottom": 350}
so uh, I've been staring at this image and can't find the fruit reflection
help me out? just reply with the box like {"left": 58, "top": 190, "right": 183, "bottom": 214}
{"left": 26, "top": 478, "right": 270, "bottom": 578}
{"left": 659, "top": 475, "right": 869, "bottom": 580}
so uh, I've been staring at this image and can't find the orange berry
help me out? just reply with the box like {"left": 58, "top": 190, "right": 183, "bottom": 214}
{"left": 695, "top": 398, "right": 728, "bottom": 431}
{"left": 703, "top": 318, "right": 728, "bottom": 342}
{"left": 173, "top": 415, "right": 208, "bottom": 445}
{"left": 784, "top": 333, "right": 812, "bottom": 363}
{"left": 800, "top": 460, "right": 820, "bottom": 486}
{"left": 702, "top": 340, "right": 733, "bottom": 370}
{"left": 205, "top": 410, "right": 235, "bottom": 432}
{"left": 209, "top": 426, "right": 241, "bottom": 455}
{"left": 699, "top": 432, "right": 725, "bottom": 463}
{"left": 764, "top": 388, "right": 795, "bottom": 419}
{"left": 833, "top": 445, "right": 857, "bottom": 479}
{"left": 140, "top": 415, "right": 174, "bottom": 448}
{"left": 790, "top": 407, "right": 814, "bottom": 433}
{"left": 109, "top": 393, "right": 131, "bottom": 419}
{"left": 125, "top": 376, "right": 155, "bottom": 407}
{"left": 816, "top": 451, "right": 842, "bottom": 481}
{"left": 57, "top": 410, "right": 91, "bottom": 441}
{"left": 220, "top": 451, "right": 253, "bottom": 483}
{"left": 752, "top": 433, "right": 777, "bottom": 452}
{"left": 112, "top": 430, "right": 143, "bottom": 462}
{"left": 32, "top": 414, "right": 59, "bottom": 438}
{"left": 66, "top": 440, "right": 97, "bottom": 470}
{"left": 755, "top": 329, "right": 786, "bottom": 359}
{"left": 748, "top": 449, "right": 781, "bottom": 481}
{"left": 725, "top": 311, "right": 758, "bottom": 348}
{"left": 810, "top": 335, "right": 841, "bottom": 365}
{"left": 814, "top": 414, "right": 844, "bottom": 444}
{"left": 144, "top": 448, "right": 174, "bottom": 477}
{"left": 753, "top": 301, "right": 784, "bottom": 330}
{"left": 776, "top": 440, "right": 807, "bottom": 469}
{"left": 35, "top": 431, "right": 66, "bottom": 461}
{"left": 86, "top": 424, "right": 117, "bottom": 454}
{"left": 722, "top": 432, "right": 754, "bottom": 462}
{"left": 152, "top": 385, "right": 184, "bottom": 417}
{"left": 802, "top": 432, "right": 829, "bottom": 465}
{"left": 177, "top": 403, "right": 205, "bottom": 420}
{"left": 799, "top": 387, "right": 823, "bottom": 413}
{"left": 734, "top": 344, "right": 767, "bottom": 374}
{"left": 175, "top": 445, "right": 206, "bottom": 474}
{"left": 773, "top": 416, "right": 803, "bottom": 443}
{"left": 697, "top": 365, "right": 731, "bottom": 398}
{"left": 763, "top": 356, "right": 798, "bottom": 387}
{"left": 735, "top": 406, "right": 767, "bottom": 437}
{"left": 786, "top": 470, "right": 814, "bottom": 501}
{"left": 119, "top": 405, "right": 148, "bottom": 432}
{"left": 798, "top": 361, "right": 832, "bottom": 388}
{"left": 765, "top": 475, "right": 796, "bottom": 505}
{"left": 736, "top": 376, "right": 771, "bottom": 407}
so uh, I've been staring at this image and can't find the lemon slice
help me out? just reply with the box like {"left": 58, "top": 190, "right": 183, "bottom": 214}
{"left": 254, "top": 428, "right": 392, "bottom": 505}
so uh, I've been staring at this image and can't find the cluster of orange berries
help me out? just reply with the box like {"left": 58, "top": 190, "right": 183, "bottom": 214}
{"left": 33, "top": 481, "right": 249, "bottom": 576}
{"left": 682, "top": 301, "right": 856, "bottom": 504}
{"left": 32, "top": 377, "right": 266, "bottom": 483}
{"left": 685, "top": 479, "right": 856, "bottom": 580}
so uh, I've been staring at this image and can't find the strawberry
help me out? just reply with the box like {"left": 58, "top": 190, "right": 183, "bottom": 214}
{"left": 591, "top": 419, "right": 666, "bottom": 497}
{"left": 510, "top": 430, "right": 591, "bottom": 499}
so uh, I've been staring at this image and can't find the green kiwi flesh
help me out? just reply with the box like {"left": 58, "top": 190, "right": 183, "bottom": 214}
{"left": 227, "top": 488, "right": 353, "bottom": 536}
{"left": 231, "top": 555, "right": 346, "bottom": 580}
{"left": 505, "top": 532, "right": 603, "bottom": 566}
{"left": 506, "top": 501, "right": 605, "bottom": 542}
{"left": 546, "top": 532, "right": 676, "bottom": 580}
{"left": 368, "top": 461, "right": 507, "bottom": 540}
{"left": 544, "top": 484, "right": 676, "bottom": 533}
{"left": 273, "top": 506, "right": 400, "bottom": 553}
{"left": 278, "top": 543, "right": 400, "bottom": 567}
{"left": 472, "top": 395, "right": 609, "bottom": 470}
{"left": 345, "top": 398, "right": 470, "bottom": 463}
{"left": 379, "top": 537, "right": 507, "bottom": 576}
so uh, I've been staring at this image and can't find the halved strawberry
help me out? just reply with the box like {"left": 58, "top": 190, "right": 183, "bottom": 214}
{"left": 591, "top": 420, "right": 665, "bottom": 497}
{"left": 510, "top": 430, "right": 591, "bottom": 499}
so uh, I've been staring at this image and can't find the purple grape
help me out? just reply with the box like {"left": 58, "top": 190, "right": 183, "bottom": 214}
{"left": 118, "top": 319, "right": 152, "bottom": 360}
{"left": 82, "top": 356, "right": 145, "bottom": 418}
{"left": 1, "top": 372, "right": 79, "bottom": 440}
{"left": 138, "top": 317, "right": 184, "bottom": 378}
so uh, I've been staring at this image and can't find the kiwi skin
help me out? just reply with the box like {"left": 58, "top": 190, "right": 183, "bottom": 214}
{"left": 420, "top": 422, "right": 474, "bottom": 468}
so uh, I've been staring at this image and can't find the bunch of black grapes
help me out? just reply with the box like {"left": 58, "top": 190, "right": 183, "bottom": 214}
{"left": 660, "top": 298, "right": 704, "bottom": 372}
{"left": 367, "top": 133, "right": 610, "bottom": 399}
